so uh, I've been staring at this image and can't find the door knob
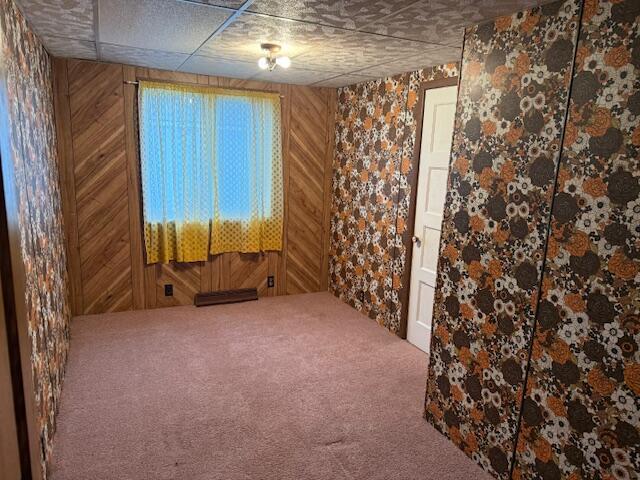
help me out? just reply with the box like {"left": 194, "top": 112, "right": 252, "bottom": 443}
{"left": 412, "top": 236, "right": 421, "bottom": 244}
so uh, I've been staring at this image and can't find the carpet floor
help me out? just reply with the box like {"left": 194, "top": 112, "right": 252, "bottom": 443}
{"left": 50, "top": 292, "right": 491, "bottom": 480}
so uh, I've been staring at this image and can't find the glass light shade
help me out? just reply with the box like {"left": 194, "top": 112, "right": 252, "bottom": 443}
{"left": 276, "top": 56, "right": 291, "bottom": 68}
{"left": 258, "top": 57, "right": 269, "bottom": 70}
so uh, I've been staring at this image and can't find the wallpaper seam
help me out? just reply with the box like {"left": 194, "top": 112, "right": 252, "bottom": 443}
{"left": 423, "top": 1, "right": 584, "bottom": 476}
{"left": 507, "top": 1, "right": 586, "bottom": 477}
{"left": 422, "top": 29, "right": 467, "bottom": 417}
{"left": 513, "top": 1, "right": 640, "bottom": 477}
{"left": 391, "top": 71, "right": 411, "bottom": 333}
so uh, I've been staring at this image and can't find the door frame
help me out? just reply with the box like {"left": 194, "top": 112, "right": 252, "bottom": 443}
{"left": 0, "top": 90, "right": 43, "bottom": 477}
{"left": 0, "top": 153, "right": 36, "bottom": 479}
{"left": 398, "top": 76, "right": 459, "bottom": 339}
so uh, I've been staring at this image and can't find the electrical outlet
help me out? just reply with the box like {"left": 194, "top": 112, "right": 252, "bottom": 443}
{"left": 267, "top": 276, "right": 275, "bottom": 288}
{"left": 164, "top": 284, "right": 173, "bottom": 296}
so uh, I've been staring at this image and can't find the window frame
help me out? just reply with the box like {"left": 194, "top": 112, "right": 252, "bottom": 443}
{"left": 133, "top": 77, "right": 286, "bottom": 263}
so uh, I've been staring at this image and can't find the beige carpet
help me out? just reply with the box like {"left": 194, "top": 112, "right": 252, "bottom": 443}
{"left": 50, "top": 292, "right": 491, "bottom": 480}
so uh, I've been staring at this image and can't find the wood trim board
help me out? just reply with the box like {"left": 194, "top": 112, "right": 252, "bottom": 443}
{"left": 397, "top": 75, "right": 459, "bottom": 338}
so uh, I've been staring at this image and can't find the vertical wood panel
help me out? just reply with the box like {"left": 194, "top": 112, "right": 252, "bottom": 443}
{"left": 277, "top": 85, "right": 292, "bottom": 296}
{"left": 52, "top": 57, "right": 83, "bottom": 315}
{"left": 0, "top": 281, "right": 21, "bottom": 479}
{"left": 200, "top": 259, "right": 212, "bottom": 293}
{"left": 123, "top": 65, "right": 144, "bottom": 310}
{"left": 286, "top": 86, "right": 329, "bottom": 294}
{"left": 67, "top": 60, "right": 133, "bottom": 314}
{"left": 55, "top": 59, "right": 335, "bottom": 314}
{"left": 321, "top": 88, "right": 337, "bottom": 291}
{"left": 134, "top": 67, "right": 159, "bottom": 310}
{"left": 144, "top": 266, "right": 157, "bottom": 309}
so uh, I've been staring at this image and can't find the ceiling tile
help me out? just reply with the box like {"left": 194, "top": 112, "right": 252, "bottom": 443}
{"left": 100, "top": 44, "right": 190, "bottom": 70}
{"left": 363, "top": 0, "right": 544, "bottom": 45}
{"left": 291, "top": 31, "right": 434, "bottom": 73}
{"left": 247, "top": 0, "right": 415, "bottom": 30}
{"left": 40, "top": 36, "right": 97, "bottom": 59}
{"left": 184, "top": 0, "right": 247, "bottom": 7}
{"left": 354, "top": 46, "right": 461, "bottom": 79}
{"left": 17, "top": 0, "right": 552, "bottom": 81}
{"left": 252, "top": 66, "right": 337, "bottom": 85}
{"left": 179, "top": 55, "right": 260, "bottom": 78}
{"left": 99, "top": 0, "right": 232, "bottom": 54}
{"left": 197, "top": 12, "right": 354, "bottom": 64}
{"left": 311, "top": 74, "right": 376, "bottom": 88}
{"left": 16, "top": 0, "right": 94, "bottom": 41}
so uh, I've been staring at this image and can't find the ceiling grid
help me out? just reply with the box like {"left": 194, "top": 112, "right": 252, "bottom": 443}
{"left": 16, "top": 0, "right": 548, "bottom": 87}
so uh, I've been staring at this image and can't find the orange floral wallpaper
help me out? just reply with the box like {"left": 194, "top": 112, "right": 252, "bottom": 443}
{"left": 514, "top": 1, "right": 640, "bottom": 478}
{"left": 0, "top": 0, "right": 71, "bottom": 477}
{"left": 329, "top": 63, "right": 458, "bottom": 333}
{"left": 423, "top": 0, "right": 582, "bottom": 478}
{"left": 422, "top": 0, "right": 640, "bottom": 479}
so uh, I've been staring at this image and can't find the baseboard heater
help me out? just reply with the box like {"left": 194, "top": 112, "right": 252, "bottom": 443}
{"left": 194, "top": 288, "right": 258, "bottom": 307}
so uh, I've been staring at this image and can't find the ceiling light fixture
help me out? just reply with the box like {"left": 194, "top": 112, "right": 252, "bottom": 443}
{"left": 258, "top": 43, "right": 291, "bottom": 71}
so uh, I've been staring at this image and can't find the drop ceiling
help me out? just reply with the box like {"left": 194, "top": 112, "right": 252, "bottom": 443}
{"left": 16, "top": 0, "right": 547, "bottom": 87}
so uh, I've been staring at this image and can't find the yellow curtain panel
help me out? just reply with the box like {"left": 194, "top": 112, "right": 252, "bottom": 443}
{"left": 138, "top": 81, "right": 283, "bottom": 264}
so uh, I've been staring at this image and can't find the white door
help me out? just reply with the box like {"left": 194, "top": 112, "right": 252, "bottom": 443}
{"left": 406, "top": 85, "right": 457, "bottom": 353}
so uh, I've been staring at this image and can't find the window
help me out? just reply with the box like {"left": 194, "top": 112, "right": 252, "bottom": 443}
{"left": 138, "top": 81, "right": 283, "bottom": 264}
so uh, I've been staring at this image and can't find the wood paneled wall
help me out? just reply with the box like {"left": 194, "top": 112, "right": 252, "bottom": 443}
{"left": 53, "top": 58, "right": 336, "bottom": 316}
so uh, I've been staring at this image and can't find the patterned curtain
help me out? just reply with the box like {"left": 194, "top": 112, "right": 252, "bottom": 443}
{"left": 138, "top": 81, "right": 283, "bottom": 264}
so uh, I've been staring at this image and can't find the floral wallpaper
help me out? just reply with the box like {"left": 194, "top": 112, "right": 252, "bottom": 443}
{"left": 329, "top": 63, "right": 458, "bottom": 333}
{"left": 423, "top": 0, "right": 581, "bottom": 478}
{"left": 513, "top": 0, "right": 640, "bottom": 478}
{"left": 0, "top": 0, "right": 70, "bottom": 477}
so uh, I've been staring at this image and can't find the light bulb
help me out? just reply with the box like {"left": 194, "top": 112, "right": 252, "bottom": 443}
{"left": 276, "top": 56, "right": 291, "bottom": 68}
{"left": 258, "top": 57, "right": 269, "bottom": 70}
